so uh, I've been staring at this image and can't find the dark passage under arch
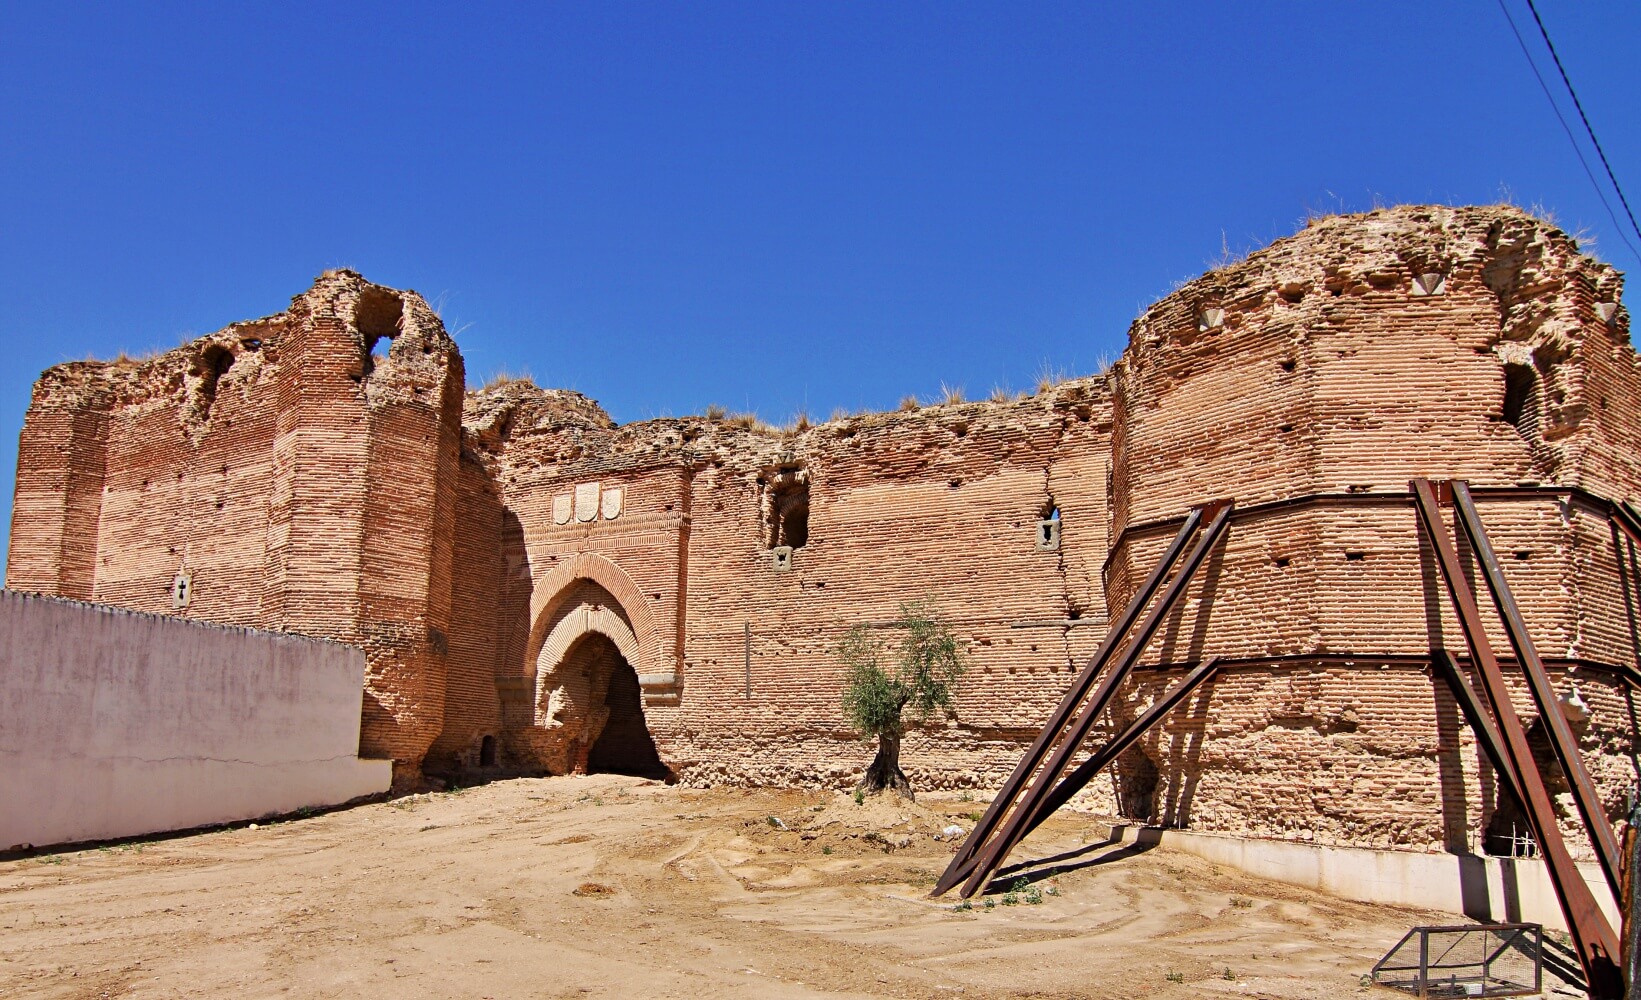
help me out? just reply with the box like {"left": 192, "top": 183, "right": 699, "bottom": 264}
{"left": 587, "top": 652, "right": 670, "bottom": 780}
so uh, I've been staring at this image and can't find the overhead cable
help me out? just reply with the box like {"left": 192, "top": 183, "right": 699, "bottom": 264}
{"left": 1496, "top": 0, "right": 1641, "bottom": 264}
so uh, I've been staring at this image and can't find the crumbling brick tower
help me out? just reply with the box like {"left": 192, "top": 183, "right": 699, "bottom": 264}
{"left": 7, "top": 272, "right": 465, "bottom": 786}
{"left": 1101, "top": 206, "right": 1639, "bottom": 854}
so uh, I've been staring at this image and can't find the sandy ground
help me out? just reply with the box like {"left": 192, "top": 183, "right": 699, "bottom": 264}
{"left": 0, "top": 774, "right": 1575, "bottom": 999}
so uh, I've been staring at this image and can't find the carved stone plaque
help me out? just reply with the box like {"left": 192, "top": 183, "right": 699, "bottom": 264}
{"left": 575, "top": 482, "right": 600, "bottom": 522}
{"left": 552, "top": 494, "right": 573, "bottom": 525}
{"left": 601, "top": 486, "right": 623, "bottom": 520}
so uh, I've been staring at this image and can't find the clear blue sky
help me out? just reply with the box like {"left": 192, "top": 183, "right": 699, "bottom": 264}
{"left": 2, "top": 2, "right": 1637, "bottom": 561}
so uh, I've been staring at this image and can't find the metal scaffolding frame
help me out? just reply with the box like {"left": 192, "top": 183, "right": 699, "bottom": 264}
{"left": 932, "top": 479, "right": 1635, "bottom": 998}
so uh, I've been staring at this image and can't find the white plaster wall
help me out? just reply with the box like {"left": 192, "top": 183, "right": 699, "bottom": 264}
{"left": 1094, "top": 823, "right": 1615, "bottom": 933}
{"left": 0, "top": 591, "right": 390, "bottom": 849}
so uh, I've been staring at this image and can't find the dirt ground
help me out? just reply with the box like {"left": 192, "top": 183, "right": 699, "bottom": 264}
{"left": 0, "top": 775, "right": 1574, "bottom": 999}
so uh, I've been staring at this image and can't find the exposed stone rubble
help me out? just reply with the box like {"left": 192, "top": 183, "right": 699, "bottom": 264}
{"left": 9, "top": 206, "right": 1640, "bottom": 863}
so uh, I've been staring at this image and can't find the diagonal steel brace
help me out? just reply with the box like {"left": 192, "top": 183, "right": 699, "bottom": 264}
{"left": 1412, "top": 478, "right": 1621, "bottom": 999}
{"left": 1449, "top": 481, "right": 1621, "bottom": 899}
{"left": 933, "top": 506, "right": 1207, "bottom": 895}
{"left": 950, "top": 501, "right": 1233, "bottom": 899}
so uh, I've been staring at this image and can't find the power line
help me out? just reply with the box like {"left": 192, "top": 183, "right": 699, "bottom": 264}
{"left": 1524, "top": 0, "right": 1641, "bottom": 248}
{"left": 1495, "top": 0, "right": 1641, "bottom": 264}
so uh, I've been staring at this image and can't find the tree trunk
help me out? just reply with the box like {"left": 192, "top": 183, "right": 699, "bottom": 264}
{"left": 857, "top": 730, "right": 914, "bottom": 800}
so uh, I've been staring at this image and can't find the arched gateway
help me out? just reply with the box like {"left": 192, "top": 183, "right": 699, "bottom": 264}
{"left": 524, "top": 556, "right": 670, "bottom": 779}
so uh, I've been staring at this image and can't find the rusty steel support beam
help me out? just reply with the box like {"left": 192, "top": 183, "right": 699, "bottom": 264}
{"left": 932, "top": 507, "right": 1206, "bottom": 896}
{"left": 1432, "top": 648, "right": 1525, "bottom": 807}
{"left": 1450, "top": 481, "right": 1623, "bottom": 900}
{"left": 1412, "top": 478, "right": 1622, "bottom": 998}
{"left": 951, "top": 501, "right": 1234, "bottom": 900}
{"left": 1613, "top": 500, "right": 1641, "bottom": 552}
{"left": 1020, "top": 656, "right": 1223, "bottom": 841}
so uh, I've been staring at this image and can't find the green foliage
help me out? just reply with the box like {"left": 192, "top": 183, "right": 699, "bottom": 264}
{"left": 839, "top": 599, "right": 968, "bottom": 739}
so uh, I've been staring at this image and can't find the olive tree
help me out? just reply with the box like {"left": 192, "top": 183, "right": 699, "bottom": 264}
{"left": 839, "top": 600, "right": 967, "bottom": 800}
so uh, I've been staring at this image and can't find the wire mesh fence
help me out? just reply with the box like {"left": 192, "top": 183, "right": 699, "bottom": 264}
{"left": 1371, "top": 923, "right": 1542, "bottom": 998}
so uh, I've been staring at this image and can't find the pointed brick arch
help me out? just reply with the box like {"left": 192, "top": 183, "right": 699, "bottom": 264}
{"left": 533, "top": 606, "right": 641, "bottom": 726}
{"left": 525, "top": 552, "right": 661, "bottom": 679}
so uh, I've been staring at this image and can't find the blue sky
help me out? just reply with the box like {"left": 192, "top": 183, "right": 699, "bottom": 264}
{"left": 2, "top": 2, "right": 1638, "bottom": 560}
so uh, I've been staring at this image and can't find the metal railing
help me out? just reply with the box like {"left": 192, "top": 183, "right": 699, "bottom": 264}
{"left": 1372, "top": 923, "right": 1543, "bottom": 998}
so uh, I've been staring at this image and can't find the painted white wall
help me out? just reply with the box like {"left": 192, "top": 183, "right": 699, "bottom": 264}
{"left": 1092, "top": 823, "right": 1615, "bottom": 933}
{"left": 0, "top": 590, "right": 390, "bottom": 849}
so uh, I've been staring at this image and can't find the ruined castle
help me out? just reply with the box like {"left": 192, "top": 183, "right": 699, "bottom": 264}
{"left": 11, "top": 204, "right": 1639, "bottom": 861}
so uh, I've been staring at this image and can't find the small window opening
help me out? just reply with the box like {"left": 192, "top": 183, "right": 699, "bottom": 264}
{"left": 1037, "top": 502, "right": 1062, "bottom": 552}
{"left": 1501, "top": 363, "right": 1537, "bottom": 435}
{"left": 1345, "top": 551, "right": 1366, "bottom": 561}
{"left": 765, "top": 470, "right": 809, "bottom": 549}
{"left": 355, "top": 288, "right": 404, "bottom": 378}
{"left": 479, "top": 735, "right": 497, "bottom": 767}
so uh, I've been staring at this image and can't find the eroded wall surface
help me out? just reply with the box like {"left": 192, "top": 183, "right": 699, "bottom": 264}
{"left": 0, "top": 590, "right": 389, "bottom": 849}
{"left": 13, "top": 204, "right": 1641, "bottom": 862}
